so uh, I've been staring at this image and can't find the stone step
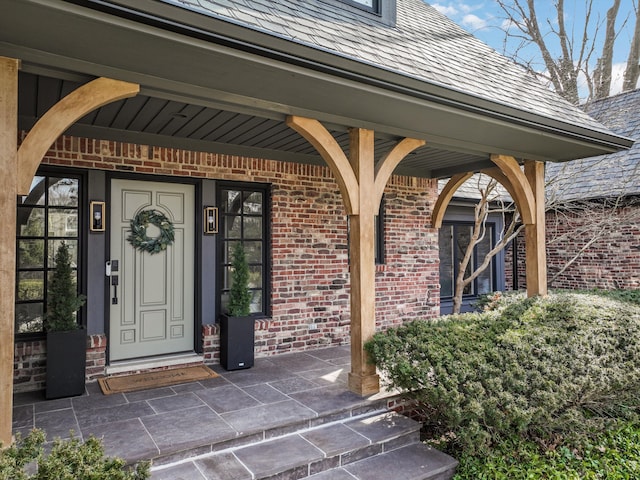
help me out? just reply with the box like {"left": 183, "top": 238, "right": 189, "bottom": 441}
{"left": 147, "top": 392, "right": 391, "bottom": 468}
{"left": 150, "top": 411, "right": 458, "bottom": 480}
{"left": 310, "top": 443, "right": 459, "bottom": 480}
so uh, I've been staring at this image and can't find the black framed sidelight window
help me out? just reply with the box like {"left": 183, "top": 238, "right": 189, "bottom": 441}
{"left": 217, "top": 183, "right": 270, "bottom": 317}
{"left": 15, "top": 170, "right": 84, "bottom": 336}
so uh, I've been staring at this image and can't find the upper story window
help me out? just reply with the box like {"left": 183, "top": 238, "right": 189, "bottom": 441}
{"left": 331, "top": 0, "right": 396, "bottom": 25}
{"left": 342, "top": 0, "right": 380, "bottom": 13}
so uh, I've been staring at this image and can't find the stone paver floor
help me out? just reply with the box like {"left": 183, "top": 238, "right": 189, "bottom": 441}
{"left": 12, "top": 345, "right": 394, "bottom": 466}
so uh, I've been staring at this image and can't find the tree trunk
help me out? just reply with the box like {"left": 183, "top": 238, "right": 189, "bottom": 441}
{"left": 623, "top": 4, "right": 640, "bottom": 92}
{"left": 594, "top": 0, "right": 621, "bottom": 99}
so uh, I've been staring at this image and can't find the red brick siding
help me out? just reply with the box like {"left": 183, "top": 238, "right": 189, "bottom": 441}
{"left": 545, "top": 207, "right": 640, "bottom": 289}
{"left": 504, "top": 206, "right": 640, "bottom": 291}
{"left": 14, "top": 134, "right": 440, "bottom": 390}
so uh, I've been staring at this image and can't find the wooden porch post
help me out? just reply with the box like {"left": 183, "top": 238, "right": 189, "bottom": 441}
{"left": 286, "top": 116, "right": 424, "bottom": 395}
{"left": 0, "top": 56, "right": 19, "bottom": 447}
{"left": 524, "top": 160, "right": 547, "bottom": 296}
{"left": 346, "top": 127, "right": 379, "bottom": 395}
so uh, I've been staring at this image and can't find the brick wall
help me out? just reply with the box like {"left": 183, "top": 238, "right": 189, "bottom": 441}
{"left": 14, "top": 135, "right": 440, "bottom": 391}
{"left": 504, "top": 205, "right": 640, "bottom": 291}
{"left": 545, "top": 206, "right": 640, "bottom": 289}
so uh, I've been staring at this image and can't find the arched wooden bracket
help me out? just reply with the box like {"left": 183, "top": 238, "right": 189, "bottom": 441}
{"left": 286, "top": 116, "right": 360, "bottom": 214}
{"left": 431, "top": 172, "right": 473, "bottom": 228}
{"left": 374, "top": 138, "right": 425, "bottom": 207}
{"left": 17, "top": 77, "right": 139, "bottom": 195}
{"left": 489, "top": 154, "right": 535, "bottom": 225}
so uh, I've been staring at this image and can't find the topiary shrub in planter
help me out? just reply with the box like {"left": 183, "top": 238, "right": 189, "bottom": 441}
{"left": 220, "top": 242, "right": 255, "bottom": 370}
{"left": 45, "top": 242, "right": 87, "bottom": 399}
{"left": 365, "top": 291, "right": 640, "bottom": 456}
{"left": 0, "top": 429, "right": 150, "bottom": 480}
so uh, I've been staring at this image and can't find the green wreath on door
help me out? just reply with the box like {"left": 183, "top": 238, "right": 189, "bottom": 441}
{"left": 127, "top": 209, "right": 175, "bottom": 254}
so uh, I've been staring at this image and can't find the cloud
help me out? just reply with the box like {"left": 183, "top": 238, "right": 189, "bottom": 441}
{"left": 610, "top": 62, "right": 630, "bottom": 95}
{"left": 462, "top": 14, "right": 487, "bottom": 30}
{"left": 431, "top": 3, "right": 458, "bottom": 16}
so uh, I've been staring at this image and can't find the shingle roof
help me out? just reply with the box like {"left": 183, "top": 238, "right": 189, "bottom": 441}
{"left": 546, "top": 89, "right": 640, "bottom": 202}
{"left": 163, "top": 0, "right": 609, "bottom": 133}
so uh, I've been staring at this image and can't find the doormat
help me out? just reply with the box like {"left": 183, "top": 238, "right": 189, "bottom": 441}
{"left": 97, "top": 365, "right": 218, "bottom": 395}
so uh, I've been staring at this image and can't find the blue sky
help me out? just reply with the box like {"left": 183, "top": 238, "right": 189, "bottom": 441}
{"left": 430, "top": 1, "right": 638, "bottom": 97}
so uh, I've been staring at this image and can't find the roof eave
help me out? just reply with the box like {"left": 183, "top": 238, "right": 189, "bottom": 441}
{"left": 1, "top": 0, "right": 633, "bottom": 163}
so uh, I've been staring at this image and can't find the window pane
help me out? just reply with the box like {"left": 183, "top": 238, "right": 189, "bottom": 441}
{"left": 244, "top": 241, "right": 262, "bottom": 264}
{"left": 454, "top": 226, "right": 473, "bottom": 294}
{"left": 18, "top": 239, "right": 45, "bottom": 269}
{"left": 17, "top": 271, "right": 44, "bottom": 301}
{"left": 243, "top": 191, "right": 263, "bottom": 214}
{"left": 48, "top": 240, "right": 79, "bottom": 268}
{"left": 16, "top": 303, "right": 44, "bottom": 334}
{"left": 248, "top": 265, "right": 262, "bottom": 290}
{"left": 250, "top": 290, "right": 262, "bottom": 314}
{"left": 243, "top": 217, "right": 262, "bottom": 239}
{"left": 48, "top": 209, "right": 78, "bottom": 237}
{"left": 17, "top": 206, "right": 45, "bottom": 236}
{"left": 439, "top": 226, "right": 453, "bottom": 297}
{"left": 48, "top": 177, "right": 79, "bottom": 207}
{"left": 223, "top": 190, "right": 242, "bottom": 214}
{"left": 476, "top": 229, "right": 494, "bottom": 295}
{"left": 20, "top": 176, "right": 46, "bottom": 206}
{"left": 224, "top": 215, "right": 242, "bottom": 239}
{"left": 224, "top": 241, "right": 241, "bottom": 265}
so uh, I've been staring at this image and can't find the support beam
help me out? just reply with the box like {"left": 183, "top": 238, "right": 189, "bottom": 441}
{"left": 17, "top": 77, "right": 139, "bottom": 195}
{"left": 287, "top": 115, "right": 423, "bottom": 395}
{"left": 0, "top": 56, "right": 19, "bottom": 447}
{"left": 347, "top": 127, "right": 379, "bottom": 395}
{"left": 524, "top": 160, "right": 548, "bottom": 296}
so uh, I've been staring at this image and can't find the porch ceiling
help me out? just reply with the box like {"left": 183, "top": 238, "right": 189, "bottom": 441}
{"left": 1, "top": 0, "right": 634, "bottom": 179}
{"left": 17, "top": 71, "right": 487, "bottom": 179}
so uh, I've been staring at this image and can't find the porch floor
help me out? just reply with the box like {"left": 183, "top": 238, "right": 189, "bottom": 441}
{"left": 12, "top": 345, "right": 399, "bottom": 469}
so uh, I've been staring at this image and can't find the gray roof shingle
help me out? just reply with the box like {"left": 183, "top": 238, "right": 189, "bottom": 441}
{"left": 546, "top": 89, "right": 640, "bottom": 202}
{"left": 163, "top": 0, "right": 608, "bottom": 133}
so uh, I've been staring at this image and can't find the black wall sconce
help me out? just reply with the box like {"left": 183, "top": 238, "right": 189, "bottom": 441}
{"left": 204, "top": 206, "right": 218, "bottom": 234}
{"left": 90, "top": 201, "right": 105, "bottom": 232}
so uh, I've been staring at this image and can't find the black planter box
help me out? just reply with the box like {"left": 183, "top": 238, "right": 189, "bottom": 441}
{"left": 46, "top": 328, "right": 86, "bottom": 399}
{"left": 220, "top": 314, "right": 255, "bottom": 370}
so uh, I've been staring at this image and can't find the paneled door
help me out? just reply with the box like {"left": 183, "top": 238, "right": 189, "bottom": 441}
{"left": 109, "top": 179, "right": 195, "bottom": 361}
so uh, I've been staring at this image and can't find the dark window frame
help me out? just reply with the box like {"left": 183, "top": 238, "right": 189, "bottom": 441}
{"left": 375, "top": 195, "right": 385, "bottom": 264}
{"left": 340, "top": 0, "right": 380, "bottom": 14}
{"left": 326, "top": 0, "right": 396, "bottom": 25}
{"left": 15, "top": 166, "right": 86, "bottom": 340}
{"left": 216, "top": 181, "right": 271, "bottom": 319}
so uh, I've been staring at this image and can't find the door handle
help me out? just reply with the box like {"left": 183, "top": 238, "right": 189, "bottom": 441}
{"left": 106, "top": 260, "right": 120, "bottom": 304}
{"left": 111, "top": 275, "right": 119, "bottom": 305}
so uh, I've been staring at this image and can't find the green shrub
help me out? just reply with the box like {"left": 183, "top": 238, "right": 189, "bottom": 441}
{"left": 583, "top": 288, "right": 640, "bottom": 306}
{"left": 46, "top": 242, "right": 86, "bottom": 332}
{"left": 454, "top": 421, "right": 640, "bottom": 479}
{"left": 365, "top": 292, "right": 640, "bottom": 455}
{"left": 0, "top": 429, "right": 149, "bottom": 480}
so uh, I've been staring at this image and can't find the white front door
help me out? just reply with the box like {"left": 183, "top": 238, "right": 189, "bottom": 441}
{"left": 109, "top": 179, "right": 195, "bottom": 361}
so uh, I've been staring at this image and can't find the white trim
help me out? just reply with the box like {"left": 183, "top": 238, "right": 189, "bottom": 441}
{"left": 105, "top": 352, "right": 204, "bottom": 375}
